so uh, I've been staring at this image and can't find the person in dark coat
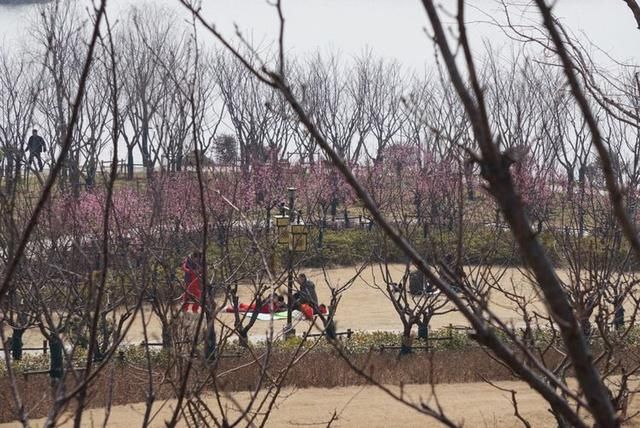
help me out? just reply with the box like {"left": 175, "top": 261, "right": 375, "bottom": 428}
{"left": 294, "top": 273, "right": 318, "bottom": 308}
{"left": 26, "top": 129, "right": 46, "bottom": 172}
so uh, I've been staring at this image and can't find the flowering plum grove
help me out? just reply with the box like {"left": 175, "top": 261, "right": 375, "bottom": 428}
{"left": 31, "top": 150, "right": 557, "bottom": 240}
{"left": 4, "top": 2, "right": 640, "bottom": 426}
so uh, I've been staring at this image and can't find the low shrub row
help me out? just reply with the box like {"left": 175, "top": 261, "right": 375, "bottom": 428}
{"left": 0, "top": 329, "right": 468, "bottom": 377}
{"left": 8, "top": 324, "right": 634, "bottom": 378}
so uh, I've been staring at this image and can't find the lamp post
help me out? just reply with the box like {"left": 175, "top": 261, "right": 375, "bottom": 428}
{"left": 285, "top": 187, "right": 296, "bottom": 338}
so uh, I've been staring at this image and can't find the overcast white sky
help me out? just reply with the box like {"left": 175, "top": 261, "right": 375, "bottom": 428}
{"left": 0, "top": 0, "right": 638, "bottom": 70}
{"left": 0, "top": 0, "right": 637, "bottom": 163}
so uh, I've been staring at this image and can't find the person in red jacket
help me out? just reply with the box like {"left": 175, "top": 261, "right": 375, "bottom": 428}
{"left": 182, "top": 251, "right": 203, "bottom": 313}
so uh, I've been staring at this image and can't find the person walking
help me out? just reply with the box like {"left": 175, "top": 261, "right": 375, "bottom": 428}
{"left": 26, "top": 129, "right": 46, "bottom": 172}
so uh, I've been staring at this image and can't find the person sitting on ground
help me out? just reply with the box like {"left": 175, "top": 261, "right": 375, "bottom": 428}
{"left": 293, "top": 273, "right": 327, "bottom": 320}
{"left": 409, "top": 268, "right": 433, "bottom": 295}
{"left": 225, "top": 293, "right": 287, "bottom": 314}
{"left": 294, "top": 273, "right": 318, "bottom": 307}
{"left": 271, "top": 294, "right": 287, "bottom": 312}
{"left": 260, "top": 293, "right": 286, "bottom": 313}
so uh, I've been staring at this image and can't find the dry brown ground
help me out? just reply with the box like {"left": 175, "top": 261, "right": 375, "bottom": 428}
{"left": 0, "top": 349, "right": 524, "bottom": 423}
{"left": 2, "top": 265, "right": 548, "bottom": 348}
{"left": 4, "top": 264, "right": 633, "bottom": 349}
{"left": 2, "top": 265, "right": 640, "bottom": 426}
{"left": 0, "top": 382, "right": 560, "bottom": 427}
{"left": 8, "top": 379, "right": 640, "bottom": 428}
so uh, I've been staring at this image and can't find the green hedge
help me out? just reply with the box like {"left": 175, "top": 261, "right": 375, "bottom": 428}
{"left": 303, "top": 228, "right": 376, "bottom": 267}
{"left": 8, "top": 326, "right": 640, "bottom": 376}
{"left": 298, "top": 226, "right": 524, "bottom": 268}
{"left": 296, "top": 224, "right": 640, "bottom": 269}
{"left": 194, "top": 222, "right": 639, "bottom": 271}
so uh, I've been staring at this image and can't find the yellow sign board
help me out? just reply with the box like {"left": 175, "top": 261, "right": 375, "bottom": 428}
{"left": 275, "top": 216, "right": 289, "bottom": 245}
{"left": 290, "top": 224, "right": 308, "bottom": 252}
{"left": 275, "top": 216, "right": 308, "bottom": 252}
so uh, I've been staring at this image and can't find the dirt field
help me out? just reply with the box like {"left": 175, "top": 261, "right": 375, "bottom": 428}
{"left": 5, "top": 263, "right": 633, "bottom": 351}
{"left": 3, "top": 264, "right": 555, "bottom": 350}
{"left": 1, "top": 381, "right": 568, "bottom": 427}
{"left": 2, "top": 265, "right": 639, "bottom": 426}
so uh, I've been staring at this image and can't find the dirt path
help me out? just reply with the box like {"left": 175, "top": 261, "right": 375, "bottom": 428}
{"left": 7, "top": 263, "right": 629, "bottom": 351}
{"left": 3, "top": 264, "right": 552, "bottom": 351}
{"left": 1, "top": 381, "right": 567, "bottom": 427}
